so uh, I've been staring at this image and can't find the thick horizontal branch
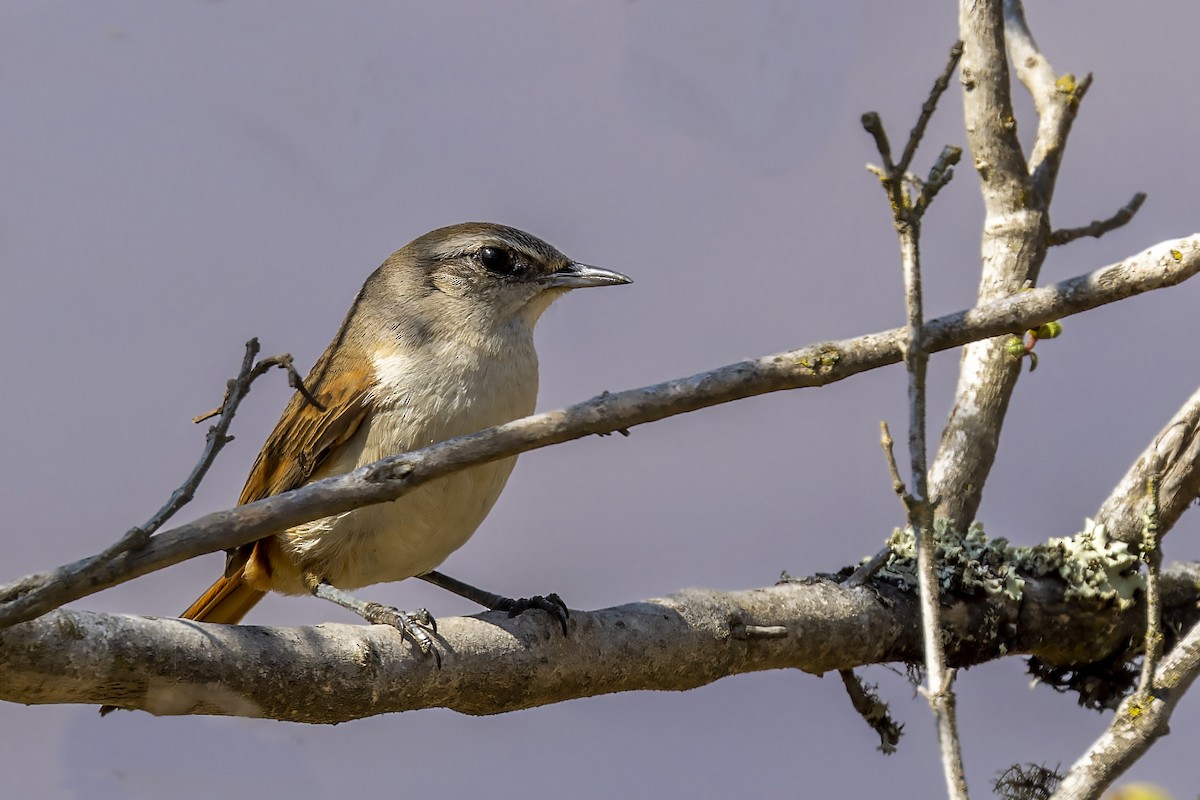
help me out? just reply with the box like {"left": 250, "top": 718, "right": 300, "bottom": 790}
{"left": 1, "top": 234, "right": 1197, "bottom": 628}
{"left": 4, "top": 564, "right": 1198, "bottom": 722}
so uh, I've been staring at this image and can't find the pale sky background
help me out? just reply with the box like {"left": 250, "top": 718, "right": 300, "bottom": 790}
{"left": 2, "top": 2, "right": 1198, "bottom": 797}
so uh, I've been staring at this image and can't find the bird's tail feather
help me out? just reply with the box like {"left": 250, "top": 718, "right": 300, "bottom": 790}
{"left": 181, "top": 574, "right": 265, "bottom": 624}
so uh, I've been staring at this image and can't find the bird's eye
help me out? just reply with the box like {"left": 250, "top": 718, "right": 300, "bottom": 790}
{"left": 477, "top": 246, "right": 515, "bottom": 275}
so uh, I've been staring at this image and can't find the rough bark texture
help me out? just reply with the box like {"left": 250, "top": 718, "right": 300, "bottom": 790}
{"left": 929, "top": 0, "right": 1053, "bottom": 534}
{"left": 4, "top": 564, "right": 1198, "bottom": 723}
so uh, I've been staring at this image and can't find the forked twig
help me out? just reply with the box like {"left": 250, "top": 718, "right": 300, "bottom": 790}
{"left": 0, "top": 339, "right": 321, "bottom": 605}
{"left": 861, "top": 40, "right": 968, "bottom": 796}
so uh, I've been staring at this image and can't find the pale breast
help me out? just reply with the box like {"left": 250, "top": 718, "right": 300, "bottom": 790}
{"left": 269, "top": 334, "right": 539, "bottom": 594}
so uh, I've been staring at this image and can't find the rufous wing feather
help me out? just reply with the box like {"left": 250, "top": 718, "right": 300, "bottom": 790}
{"left": 182, "top": 329, "right": 376, "bottom": 624}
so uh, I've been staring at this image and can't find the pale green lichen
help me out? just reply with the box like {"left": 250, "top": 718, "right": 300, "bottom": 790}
{"left": 875, "top": 518, "right": 1143, "bottom": 608}
{"left": 879, "top": 520, "right": 1026, "bottom": 600}
{"left": 1013, "top": 518, "right": 1141, "bottom": 609}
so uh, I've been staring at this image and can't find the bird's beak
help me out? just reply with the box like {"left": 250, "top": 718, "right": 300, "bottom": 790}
{"left": 543, "top": 262, "right": 633, "bottom": 290}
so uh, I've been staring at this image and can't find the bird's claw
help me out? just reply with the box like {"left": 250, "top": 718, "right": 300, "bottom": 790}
{"left": 363, "top": 602, "right": 442, "bottom": 666}
{"left": 495, "top": 592, "right": 570, "bottom": 636}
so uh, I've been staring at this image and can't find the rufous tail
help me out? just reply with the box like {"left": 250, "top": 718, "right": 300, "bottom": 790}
{"left": 181, "top": 574, "right": 266, "bottom": 624}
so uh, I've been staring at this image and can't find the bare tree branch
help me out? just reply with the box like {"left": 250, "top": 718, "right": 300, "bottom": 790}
{"left": 959, "top": 0, "right": 1029, "bottom": 207}
{"left": 1053, "top": 587, "right": 1200, "bottom": 799}
{"left": 4, "top": 564, "right": 1198, "bottom": 722}
{"left": 98, "top": 340, "right": 298, "bottom": 561}
{"left": 1095, "top": 384, "right": 1200, "bottom": 545}
{"left": 837, "top": 668, "right": 903, "bottom": 754}
{"left": 0, "top": 341, "right": 315, "bottom": 606}
{"left": 930, "top": 0, "right": 1050, "bottom": 534}
{"left": 1052, "top": 386, "right": 1200, "bottom": 797}
{"left": 896, "top": 42, "right": 964, "bottom": 177}
{"left": 863, "top": 47, "right": 970, "bottom": 792}
{"left": 1003, "top": 0, "right": 1091, "bottom": 202}
{"left": 1137, "top": 476, "right": 1164, "bottom": 695}
{"left": 894, "top": 144, "right": 966, "bottom": 800}
{"left": 1050, "top": 192, "right": 1148, "bottom": 247}
{"left": 1, "top": 235, "right": 1196, "bottom": 629}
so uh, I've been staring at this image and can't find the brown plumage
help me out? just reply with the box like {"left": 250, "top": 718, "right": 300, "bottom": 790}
{"left": 181, "top": 299, "right": 375, "bottom": 624}
{"left": 176, "top": 222, "right": 631, "bottom": 625}
{"left": 102, "top": 222, "right": 630, "bottom": 714}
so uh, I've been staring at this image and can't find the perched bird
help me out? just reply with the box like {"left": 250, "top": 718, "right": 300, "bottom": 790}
{"left": 179, "top": 222, "right": 628, "bottom": 648}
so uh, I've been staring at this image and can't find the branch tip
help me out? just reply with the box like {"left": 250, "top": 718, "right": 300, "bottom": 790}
{"left": 1050, "top": 192, "right": 1147, "bottom": 247}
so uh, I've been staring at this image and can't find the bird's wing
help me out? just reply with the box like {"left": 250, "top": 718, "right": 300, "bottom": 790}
{"left": 238, "top": 359, "right": 373, "bottom": 505}
{"left": 186, "top": 342, "right": 376, "bottom": 619}
{"left": 220, "top": 343, "right": 375, "bottom": 580}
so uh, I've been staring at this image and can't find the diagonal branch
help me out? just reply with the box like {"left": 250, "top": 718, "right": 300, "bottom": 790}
{"left": 1052, "top": 594, "right": 1200, "bottom": 799}
{"left": 1003, "top": 0, "right": 1091, "bottom": 203}
{"left": 118, "top": 343, "right": 320, "bottom": 556}
{"left": 0, "top": 340, "right": 314, "bottom": 604}
{"left": 896, "top": 41, "right": 964, "bottom": 178}
{"left": 1094, "top": 385, "right": 1200, "bottom": 546}
{"left": 930, "top": 0, "right": 1050, "bottom": 532}
{"left": 0, "top": 236, "right": 1197, "bottom": 629}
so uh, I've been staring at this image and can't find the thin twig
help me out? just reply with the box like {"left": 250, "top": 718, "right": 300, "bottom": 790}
{"left": 861, "top": 112, "right": 895, "bottom": 173}
{"left": 862, "top": 112, "right": 905, "bottom": 217}
{"left": 0, "top": 340, "right": 326, "bottom": 611}
{"left": 864, "top": 44, "right": 969, "bottom": 798}
{"left": 62, "top": 341, "right": 262, "bottom": 574}
{"left": 133, "top": 340, "right": 259, "bottom": 540}
{"left": 879, "top": 421, "right": 907, "bottom": 499}
{"left": 898, "top": 195, "right": 967, "bottom": 800}
{"left": 1049, "top": 192, "right": 1148, "bottom": 247}
{"left": 847, "top": 418, "right": 901, "bottom": 587}
{"left": 843, "top": 425, "right": 912, "bottom": 739}
{"left": 88, "top": 341, "right": 322, "bottom": 568}
{"left": 916, "top": 146, "right": 964, "bottom": 212}
{"left": 274, "top": 354, "right": 326, "bottom": 412}
{"left": 862, "top": 43, "right": 963, "bottom": 229}
{"left": 1137, "top": 474, "right": 1164, "bottom": 695}
{"left": 896, "top": 41, "right": 964, "bottom": 176}
{"left": 0, "top": 237, "right": 1196, "bottom": 622}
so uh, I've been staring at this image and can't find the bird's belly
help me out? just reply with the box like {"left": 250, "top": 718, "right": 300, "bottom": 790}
{"left": 271, "top": 455, "right": 517, "bottom": 593}
{"left": 265, "top": 356, "right": 534, "bottom": 596}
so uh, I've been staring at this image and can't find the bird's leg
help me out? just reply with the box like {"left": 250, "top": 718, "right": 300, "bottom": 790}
{"left": 418, "top": 570, "right": 569, "bottom": 635}
{"left": 308, "top": 579, "right": 440, "bottom": 665}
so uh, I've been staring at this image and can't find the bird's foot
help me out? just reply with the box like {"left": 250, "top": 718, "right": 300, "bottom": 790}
{"left": 361, "top": 602, "right": 440, "bottom": 663}
{"left": 311, "top": 582, "right": 442, "bottom": 666}
{"left": 492, "top": 592, "right": 570, "bottom": 636}
{"left": 417, "top": 571, "right": 570, "bottom": 636}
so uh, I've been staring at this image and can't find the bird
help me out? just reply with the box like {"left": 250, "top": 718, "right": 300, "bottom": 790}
{"left": 174, "top": 222, "right": 629, "bottom": 652}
